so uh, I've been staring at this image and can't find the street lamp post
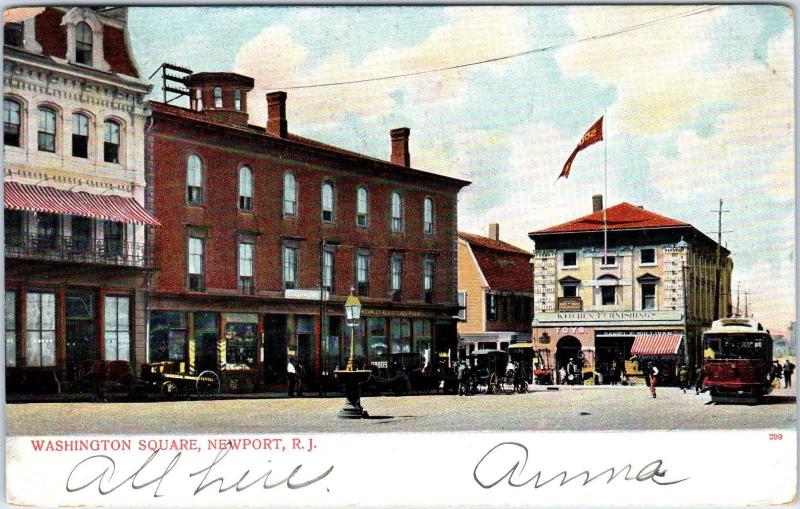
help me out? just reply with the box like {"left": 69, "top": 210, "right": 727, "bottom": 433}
{"left": 334, "top": 288, "right": 372, "bottom": 418}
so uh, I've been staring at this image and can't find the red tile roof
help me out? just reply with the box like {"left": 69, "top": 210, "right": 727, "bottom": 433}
{"left": 459, "top": 232, "right": 532, "bottom": 293}
{"left": 531, "top": 202, "right": 690, "bottom": 235}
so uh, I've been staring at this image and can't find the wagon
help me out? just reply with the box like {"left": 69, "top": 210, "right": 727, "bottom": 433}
{"left": 468, "top": 349, "right": 516, "bottom": 394}
{"left": 138, "top": 361, "right": 221, "bottom": 400}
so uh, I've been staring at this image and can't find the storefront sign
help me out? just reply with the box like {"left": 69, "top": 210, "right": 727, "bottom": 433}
{"left": 536, "top": 310, "right": 683, "bottom": 324}
{"left": 361, "top": 308, "right": 446, "bottom": 319}
{"left": 284, "top": 289, "right": 329, "bottom": 300}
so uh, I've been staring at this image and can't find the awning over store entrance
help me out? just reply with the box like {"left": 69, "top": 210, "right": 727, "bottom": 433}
{"left": 4, "top": 182, "right": 160, "bottom": 226}
{"left": 631, "top": 333, "right": 682, "bottom": 356}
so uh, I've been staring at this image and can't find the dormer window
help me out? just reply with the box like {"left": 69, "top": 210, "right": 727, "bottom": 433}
{"left": 4, "top": 23, "right": 23, "bottom": 47}
{"left": 75, "top": 22, "right": 92, "bottom": 65}
{"left": 213, "top": 87, "right": 222, "bottom": 108}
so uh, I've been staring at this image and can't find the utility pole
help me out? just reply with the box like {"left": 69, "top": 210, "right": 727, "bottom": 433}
{"left": 744, "top": 290, "right": 750, "bottom": 317}
{"left": 735, "top": 282, "right": 741, "bottom": 317}
{"left": 710, "top": 199, "right": 731, "bottom": 320}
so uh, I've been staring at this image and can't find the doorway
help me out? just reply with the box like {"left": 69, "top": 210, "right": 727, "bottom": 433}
{"left": 65, "top": 291, "right": 96, "bottom": 379}
{"left": 555, "top": 336, "right": 582, "bottom": 382}
{"left": 263, "top": 315, "right": 288, "bottom": 385}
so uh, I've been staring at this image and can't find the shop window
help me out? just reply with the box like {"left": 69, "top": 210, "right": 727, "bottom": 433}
{"left": 391, "top": 192, "right": 404, "bottom": 232}
{"left": 188, "top": 236, "right": 205, "bottom": 291}
{"left": 356, "top": 186, "right": 368, "bottom": 227}
{"left": 356, "top": 252, "right": 370, "bottom": 296}
{"left": 423, "top": 256, "right": 435, "bottom": 303}
{"left": 283, "top": 173, "right": 297, "bottom": 217}
{"left": 213, "top": 87, "right": 222, "bottom": 107}
{"left": 75, "top": 22, "right": 93, "bottom": 65}
{"left": 390, "top": 318, "right": 412, "bottom": 354}
{"left": 321, "top": 181, "right": 334, "bottom": 222}
{"left": 103, "top": 120, "right": 120, "bottom": 164}
{"left": 71, "top": 113, "right": 89, "bottom": 158}
{"left": 66, "top": 292, "right": 96, "bottom": 367}
{"left": 4, "top": 98, "right": 21, "bottom": 147}
{"left": 5, "top": 291, "right": 16, "bottom": 367}
{"left": 641, "top": 283, "right": 657, "bottom": 310}
{"left": 282, "top": 244, "right": 298, "bottom": 289}
{"left": 238, "top": 241, "right": 254, "bottom": 294}
{"left": 367, "top": 318, "right": 387, "bottom": 361}
{"left": 186, "top": 155, "right": 204, "bottom": 205}
{"left": 413, "top": 320, "right": 432, "bottom": 364}
{"left": 423, "top": 197, "right": 434, "bottom": 235}
{"left": 486, "top": 293, "right": 497, "bottom": 321}
{"left": 37, "top": 107, "right": 56, "bottom": 153}
{"left": 234, "top": 90, "right": 242, "bottom": 111}
{"left": 238, "top": 166, "right": 253, "bottom": 211}
{"left": 640, "top": 248, "right": 656, "bottom": 265}
{"left": 104, "top": 296, "right": 130, "bottom": 361}
{"left": 4, "top": 22, "right": 23, "bottom": 47}
{"left": 25, "top": 292, "right": 56, "bottom": 367}
{"left": 225, "top": 313, "right": 258, "bottom": 368}
{"left": 148, "top": 311, "right": 187, "bottom": 363}
{"left": 323, "top": 249, "right": 334, "bottom": 293}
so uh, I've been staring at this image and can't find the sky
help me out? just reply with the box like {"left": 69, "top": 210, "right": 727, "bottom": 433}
{"left": 128, "top": 5, "right": 795, "bottom": 331}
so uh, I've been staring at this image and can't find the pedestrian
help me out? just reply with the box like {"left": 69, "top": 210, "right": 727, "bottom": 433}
{"left": 648, "top": 362, "right": 659, "bottom": 398}
{"left": 287, "top": 358, "right": 296, "bottom": 397}
{"left": 773, "top": 361, "right": 783, "bottom": 385}
{"left": 566, "top": 358, "right": 576, "bottom": 385}
{"left": 457, "top": 360, "right": 469, "bottom": 396}
{"left": 296, "top": 362, "right": 306, "bottom": 396}
{"left": 783, "top": 360, "right": 795, "bottom": 389}
{"left": 559, "top": 366, "right": 567, "bottom": 385}
{"left": 695, "top": 366, "right": 705, "bottom": 394}
{"left": 678, "top": 364, "right": 689, "bottom": 393}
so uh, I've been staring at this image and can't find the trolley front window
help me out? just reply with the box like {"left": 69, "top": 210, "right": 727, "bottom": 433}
{"left": 703, "top": 333, "right": 769, "bottom": 360}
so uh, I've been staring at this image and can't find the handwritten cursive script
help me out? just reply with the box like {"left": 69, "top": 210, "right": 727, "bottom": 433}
{"left": 66, "top": 449, "right": 334, "bottom": 497}
{"left": 473, "top": 442, "right": 689, "bottom": 489}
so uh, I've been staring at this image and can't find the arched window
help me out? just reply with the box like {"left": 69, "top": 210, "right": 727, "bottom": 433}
{"left": 213, "top": 87, "right": 222, "bottom": 108}
{"left": 4, "top": 98, "right": 21, "bottom": 147}
{"left": 283, "top": 173, "right": 297, "bottom": 217}
{"left": 37, "top": 106, "right": 56, "bottom": 153}
{"left": 356, "top": 186, "right": 368, "bottom": 227}
{"left": 75, "top": 22, "right": 93, "bottom": 65}
{"left": 186, "top": 155, "right": 203, "bottom": 205}
{"left": 391, "top": 192, "right": 403, "bottom": 232}
{"left": 238, "top": 165, "right": 253, "bottom": 211}
{"left": 423, "top": 197, "right": 434, "bottom": 235}
{"left": 234, "top": 90, "right": 242, "bottom": 111}
{"left": 321, "top": 181, "right": 334, "bottom": 222}
{"left": 103, "top": 119, "right": 120, "bottom": 163}
{"left": 72, "top": 113, "right": 89, "bottom": 158}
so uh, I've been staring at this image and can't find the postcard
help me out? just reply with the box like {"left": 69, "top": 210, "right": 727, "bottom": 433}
{"left": 3, "top": 4, "right": 796, "bottom": 507}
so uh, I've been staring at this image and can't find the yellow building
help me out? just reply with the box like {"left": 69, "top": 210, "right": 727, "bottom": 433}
{"left": 529, "top": 197, "right": 732, "bottom": 383}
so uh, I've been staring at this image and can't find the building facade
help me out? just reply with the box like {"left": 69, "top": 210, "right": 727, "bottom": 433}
{"left": 457, "top": 224, "right": 533, "bottom": 354}
{"left": 146, "top": 70, "right": 469, "bottom": 392}
{"left": 3, "top": 7, "right": 155, "bottom": 393}
{"left": 530, "top": 197, "right": 732, "bottom": 383}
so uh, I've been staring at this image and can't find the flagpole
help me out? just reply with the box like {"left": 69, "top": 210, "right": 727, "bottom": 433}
{"left": 603, "top": 109, "right": 608, "bottom": 264}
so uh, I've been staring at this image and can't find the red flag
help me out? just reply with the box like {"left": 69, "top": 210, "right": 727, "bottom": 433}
{"left": 558, "top": 116, "right": 604, "bottom": 180}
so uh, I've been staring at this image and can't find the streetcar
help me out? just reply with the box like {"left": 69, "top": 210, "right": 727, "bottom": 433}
{"left": 701, "top": 317, "right": 773, "bottom": 403}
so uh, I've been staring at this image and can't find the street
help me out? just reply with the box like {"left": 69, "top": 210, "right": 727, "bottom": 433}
{"left": 7, "top": 385, "right": 795, "bottom": 435}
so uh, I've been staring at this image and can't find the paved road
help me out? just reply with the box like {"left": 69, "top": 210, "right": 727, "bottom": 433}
{"left": 7, "top": 385, "right": 796, "bottom": 435}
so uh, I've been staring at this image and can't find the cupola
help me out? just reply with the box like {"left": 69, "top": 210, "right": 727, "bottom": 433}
{"left": 184, "top": 72, "right": 255, "bottom": 125}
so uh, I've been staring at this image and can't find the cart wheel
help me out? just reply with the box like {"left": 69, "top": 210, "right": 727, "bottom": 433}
{"left": 161, "top": 381, "right": 178, "bottom": 400}
{"left": 196, "top": 370, "right": 221, "bottom": 398}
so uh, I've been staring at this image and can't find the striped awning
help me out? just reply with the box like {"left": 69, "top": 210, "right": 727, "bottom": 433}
{"left": 631, "top": 333, "right": 683, "bottom": 356}
{"left": 4, "top": 182, "right": 160, "bottom": 226}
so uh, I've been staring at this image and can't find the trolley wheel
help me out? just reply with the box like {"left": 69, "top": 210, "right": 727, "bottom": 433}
{"left": 196, "top": 370, "right": 221, "bottom": 398}
{"left": 161, "top": 380, "right": 178, "bottom": 400}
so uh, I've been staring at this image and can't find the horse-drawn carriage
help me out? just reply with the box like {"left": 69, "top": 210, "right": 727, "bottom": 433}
{"left": 467, "top": 349, "right": 528, "bottom": 395}
{"left": 363, "top": 353, "right": 441, "bottom": 395}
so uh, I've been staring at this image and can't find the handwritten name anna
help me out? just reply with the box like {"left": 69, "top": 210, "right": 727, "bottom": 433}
{"left": 66, "top": 448, "right": 334, "bottom": 497}
{"left": 473, "top": 442, "right": 689, "bottom": 489}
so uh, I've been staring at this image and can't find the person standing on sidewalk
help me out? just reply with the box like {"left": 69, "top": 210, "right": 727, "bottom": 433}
{"left": 678, "top": 364, "right": 688, "bottom": 393}
{"left": 695, "top": 366, "right": 705, "bottom": 395}
{"left": 783, "top": 360, "right": 795, "bottom": 388}
{"left": 647, "top": 362, "right": 659, "bottom": 398}
{"left": 287, "top": 358, "right": 297, "bottom": 397}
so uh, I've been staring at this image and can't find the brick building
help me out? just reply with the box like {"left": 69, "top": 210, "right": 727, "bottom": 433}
{"left": 529, "top": 196, "right": 732, "bottom": 383}
{"left": 3, "top": 7, "right": 155, "bottom": 393}
{"left": 146, "top": 70, "right": 470, "bottom": 391}
{"left": 456, "top": 224, "right": 533, "bottom": 354}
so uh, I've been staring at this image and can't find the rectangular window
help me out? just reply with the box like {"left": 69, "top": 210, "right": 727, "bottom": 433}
{"left": 390, "top": 255, "right": 403, "bottom": 294}
{"left": 4, "top": 23, "right": 23, "bottom": 47}
{"left": 640, "top": 248, "right": 656, "bottom": 265}
{"left": 195, "top": 89, "right": 203, "bottom": 111}
{"left": 103, "top": 121, "right": 120, "bottom": 163}
{"left": 234, "top": 90, "right": 242, "bottom": 111}
{"left": 390, "top": 318, "right": 412, "bottom": 354}
{"left": 356, "top": 253, "right": 369, "bottom": 296}
{"left": 37, "top": 108, "right": 56, "bottom": 153}
{"left": 25, "top": 292, "right": 56, "bottom": 367}
{"left": 641, "top": 283, "right": 656, "bottom": 310}
{"left": 5, "top": 291, "right": 16, "bottom": 367}
{"left": 104, "top": 296, "right": 130, "bottom": 361}
{"left": 225, "top": 313, "right": 258, "bottom": 367}
{"left": 238, "top": 241, "right": 254, "bottom": 294}
{"left": 356, "top": 188, "right": 368, "bottom": 227}
{"left": 72, "top": 114, "right": 89, "bottom": 158}
{"left": 188, "top": 236, "right": 204, "bottom": 291}
{"left": 148, "top": 311, "right": 187, "bottom": 363}
{"left": 423, "top": 257, "right": 434, "bottom": 303}
{"left": 486, "top": 293, "right": 497, "bottom": 321}
{"left": 562, "top": 283, "right": 578, "bottom": 298}
{"left": 323, "top": 249, "right": 334, "bottom": 292}
{"left": 213, "top": 87, "right": 222, "bottom": 108}
{"left": 601, "top": 255, "right": 617, "bottom": 267}
{"left": 601, "top": 285, "right": 616, "bottom": 306}
{"left": 457, "top": 291, "right": 467, "bottom": 320}
{"left": 4, "top": 99, "right": 21, "bottom": 147}
{"left": 562, "top": 252, "right": 577, "bottom": 267}
{"left": 283, "top": 245, "right": 298, "bottom": 289}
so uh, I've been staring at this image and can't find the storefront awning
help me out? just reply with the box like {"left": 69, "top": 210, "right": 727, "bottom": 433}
{"left": 4, "top": 182, "right": 160, "bottom": 226}
{"left": 631, "top": 333, "right": 683, "bottom": 356}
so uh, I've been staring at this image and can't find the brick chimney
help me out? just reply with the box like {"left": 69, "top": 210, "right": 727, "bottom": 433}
{"left": 267, "top": 91, "right": 287, "bottom": 138}
{"left": 592, "top": 194, "right": 603, "bottom": 213}
{"left": 488, "top": 223, "right": 500, "bottom": 241}
{"left": 390, "top": 127, "right": 410, "bottom": 167}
